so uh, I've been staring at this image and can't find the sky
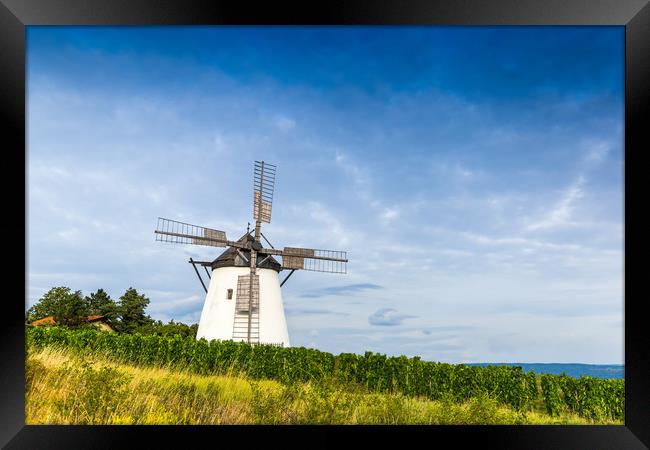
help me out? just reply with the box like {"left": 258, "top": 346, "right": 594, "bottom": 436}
{"left": 26, "top": 26, "right": 624, "bottom": 364}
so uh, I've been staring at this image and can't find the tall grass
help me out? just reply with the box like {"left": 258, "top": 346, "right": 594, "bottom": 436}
{"left": 26, "top": 346, "right": 620, "bottom": 425}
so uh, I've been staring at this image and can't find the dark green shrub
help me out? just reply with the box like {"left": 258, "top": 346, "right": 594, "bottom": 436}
{"left": 541, "top": 374, "right": 563, "bottom": 417}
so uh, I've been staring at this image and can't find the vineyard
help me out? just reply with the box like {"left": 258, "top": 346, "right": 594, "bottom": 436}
{"left": 26, "top": 326, "right": 624, "bottom": 421}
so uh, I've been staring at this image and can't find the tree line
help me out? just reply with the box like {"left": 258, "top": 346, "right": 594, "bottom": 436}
{"left": 26, "top": 286, "right": 198, "bottom": 338}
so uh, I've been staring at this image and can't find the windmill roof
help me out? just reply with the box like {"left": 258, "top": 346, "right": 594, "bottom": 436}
{"left": 87, "top": 315, "right": 106, "bottom": 322}
{"left": 31, "top": 316, "right": 56, "bottom": 326}
{"left": 211, "top": 232, "right": 282, "bottom": 272}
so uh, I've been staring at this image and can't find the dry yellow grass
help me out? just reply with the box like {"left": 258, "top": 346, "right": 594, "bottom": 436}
{"left": 25, "top": 347, "right": 622, "bottom": 425}
{"left": 27, "top": 347, "right": 271, "bottom": 424}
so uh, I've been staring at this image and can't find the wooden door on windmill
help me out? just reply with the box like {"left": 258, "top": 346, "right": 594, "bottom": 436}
{"left": 235, "top": 275, "right": 259, "bottom": 313}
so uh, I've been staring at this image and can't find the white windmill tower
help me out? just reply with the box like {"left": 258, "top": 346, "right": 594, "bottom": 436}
{"left": 154, "top": 161, "right": 348, "bottom": 346}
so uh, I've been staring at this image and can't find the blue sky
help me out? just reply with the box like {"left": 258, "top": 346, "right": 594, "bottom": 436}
{"left": 27, "top": 26, "right": 624, "bottom": 364}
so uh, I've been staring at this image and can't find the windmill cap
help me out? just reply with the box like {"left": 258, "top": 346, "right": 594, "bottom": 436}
{"left": 211, "top": 232, "right": 282, "bottom": 272}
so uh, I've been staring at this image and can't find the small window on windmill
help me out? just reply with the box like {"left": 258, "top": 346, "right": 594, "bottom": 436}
{"left": 227, "top": 289, "right": 233, "bottom": 300}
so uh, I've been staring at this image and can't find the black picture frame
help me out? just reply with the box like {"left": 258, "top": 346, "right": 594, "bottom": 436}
{"left": 1, "top": 1, "right": 647, "bottom": 448}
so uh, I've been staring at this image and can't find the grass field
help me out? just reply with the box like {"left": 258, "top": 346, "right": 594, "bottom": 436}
{"left": 26, "top": 346, "right": 622, "bottom": 425}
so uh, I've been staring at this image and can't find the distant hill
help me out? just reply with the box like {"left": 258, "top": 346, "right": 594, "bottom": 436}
{"left": 468, "top": 363, "right": 624, "bottom": 379}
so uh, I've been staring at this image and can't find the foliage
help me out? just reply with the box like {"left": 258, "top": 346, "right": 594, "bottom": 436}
{"left": 25, "top": 326, "right": 624, "bottom": 421}
{"left": 525, "top": 371, "right": 539, "bottom": 407}
{"left": 541, "top": 374, "right": 564, "bottom": 416}
{"left": 134, "top": 320, "right": 199, "bottom": 339}
{"left": 28, "top": 286, "right": 195, "bottom": 334}
{"left": 557, "top": 374, "right": 625, "bottom": 421}
{"left": 52, "top": 361, "right": 131, "bottom": 424}
{"left": 27, "top": 287, "right": 89, "bottom": 328}
{"left": 84, "top": 289, "right": 119, "bottom": 328}
{"left": 116, "top": 287, "right": 154, "bottom": 333}
{"left": 27, "top": 346, "right": 619, "bottom": 425}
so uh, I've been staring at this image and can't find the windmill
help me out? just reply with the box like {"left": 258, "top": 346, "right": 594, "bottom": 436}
{"left": 154, "top": 161, "right": 348, "bottom": 346}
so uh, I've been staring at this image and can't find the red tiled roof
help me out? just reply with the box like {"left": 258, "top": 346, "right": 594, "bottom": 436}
{"left": 31, "top": 315, "right": 107, "bottom": 325}
{"left": 87, "top": 315, "right": 105, "bottom": 322}
{"left": 31, "top": 316, "right": 56, "bottom": 326}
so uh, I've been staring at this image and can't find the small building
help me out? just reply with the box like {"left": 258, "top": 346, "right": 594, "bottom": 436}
{"left": 30, "top": 315, "right": 115, "bottom": 332}
{"left": 30, "top": 316, "right": 56, "bottom": 327}
{"left": 86, "top": 315, "right": 115, "bottom": 332}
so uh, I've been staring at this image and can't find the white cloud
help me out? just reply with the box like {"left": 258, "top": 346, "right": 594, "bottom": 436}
{"left": 299, "top": 201, "right": 351, "bottom": 248}
{"left": 460, "top": 231, "right": 583, "bottom": 252}
{"left": 380, "top": 207, "right": 399, "bottom": 223}
{"left": 274, "top": 115, "right": 296, "bottom": 132}
{"left": 368, "top": 308, "right": 417, "bottom": 326}
{"left": 526, "top": 175, "right": 586, "bottom": 231}
{"left": 334, "top": 150, "right": 370, "bottom": 195}
{"left": 430, "top": 161, "right": 486, "bottom": 183}
{"left": 333, "top": 150, "right": 406, "bottom": 226}
{"left": 583, "top": 140, "right": 611, "bottom": 164}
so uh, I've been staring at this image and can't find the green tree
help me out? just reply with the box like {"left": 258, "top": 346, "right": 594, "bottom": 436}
{"left": 117, "top": 287, "right": 153, "bottom": 333}
{"left": 132, "top": 319, "right": 163, "bottom": 336}
{"left": 133, "top": 319, "right": 199, "bottom": 338}
{"left": 27, "top": 286, "right": 89, "bottom": 328}
{"left": 84, "top": 289, "right": 118, "bottom": 328}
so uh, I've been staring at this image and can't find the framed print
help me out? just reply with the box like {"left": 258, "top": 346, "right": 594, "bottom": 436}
{"left": 1, "top": 0, "right": 648, "bottom": 448}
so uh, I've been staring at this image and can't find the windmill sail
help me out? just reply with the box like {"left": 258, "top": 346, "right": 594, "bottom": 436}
{"left": 155, "top": 217, "right": 227, "bottom": 247}
{"left": 282, "top": 247, "right": 347, "bottom": 273}
{"left": 253, "top": 191, "right": 273, "bottom": 223}
{"left": 253, "top": 160, "right": 276, "bottom": 223}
